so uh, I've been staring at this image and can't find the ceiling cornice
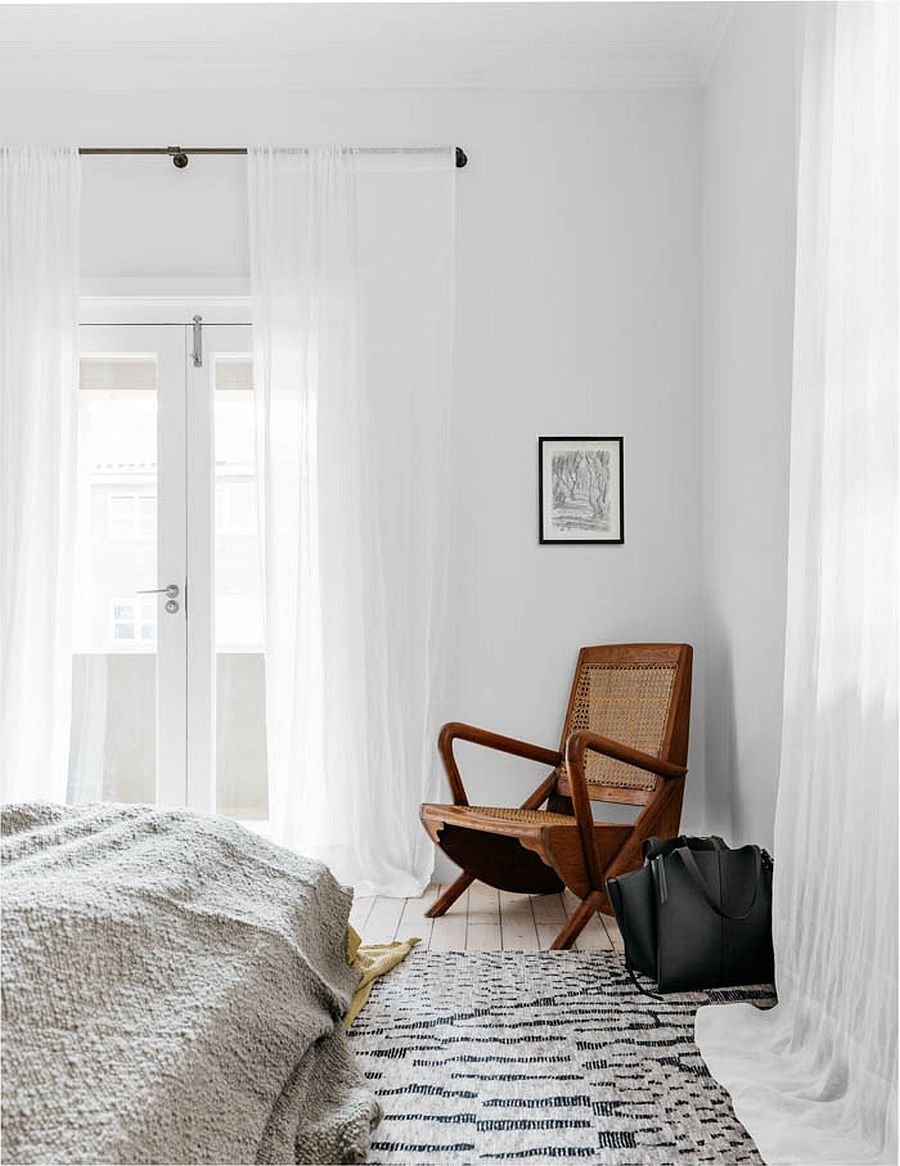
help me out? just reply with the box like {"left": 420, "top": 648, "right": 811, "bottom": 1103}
{"left": 0, "top": 42, "right": 705, "bottom": 91}
{"left": 0, "top": 3, "right": 734, "bottom": 93}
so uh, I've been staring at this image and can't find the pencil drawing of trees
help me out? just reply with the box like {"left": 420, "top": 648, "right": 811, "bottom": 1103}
{"left": 584, "top": 450, "right": 610, "bottom": 520}
{"left": 550, "top": 446, "right": 612, "bottom": 533}
{"left": 552, "top": 451, "right": 583, "bottom": 505}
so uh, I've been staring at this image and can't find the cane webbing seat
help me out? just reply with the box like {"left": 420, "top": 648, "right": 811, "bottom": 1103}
{"left": 555, "top": 661, "right": 677, "bottom": 793}
{"left": 420, "top": 644, "right": 693, "bottom": 950}
{"left": 453, "top": 805, "right": 576, "bottom": 826}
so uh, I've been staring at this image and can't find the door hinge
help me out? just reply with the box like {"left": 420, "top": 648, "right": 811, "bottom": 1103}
{"left": 192, "top": 315, "right": 203, "bottom": 368}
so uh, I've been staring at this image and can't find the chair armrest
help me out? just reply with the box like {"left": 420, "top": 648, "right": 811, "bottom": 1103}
{"left": 563, "top": 731, "right": 687, "bottom": 889}
{"left": 438, "top": 722, "right": 563, "bottom": 806}
{"left": 565, "top": 730, "right": 687, "bottom": 783}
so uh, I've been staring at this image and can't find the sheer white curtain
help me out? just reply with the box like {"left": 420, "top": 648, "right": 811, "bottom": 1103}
{"left": 696, "top": 6, "right": 898, "bottom": 1163}
{"left": 1, "top": 147, "right": 80, "bottom": 804}
{"left": 248, "top": 147, "right": 455, "bottom": 896}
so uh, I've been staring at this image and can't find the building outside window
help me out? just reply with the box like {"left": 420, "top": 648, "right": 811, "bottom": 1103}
{"left": 110, "top": 595, "right": 158, "bottom": 645}
{"left": 107, "top": 493, "right": 156, "bottom": 541}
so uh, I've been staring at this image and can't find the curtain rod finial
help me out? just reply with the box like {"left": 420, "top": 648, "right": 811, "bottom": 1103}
{"left": 455, "top": 147, "right": 467, "bottom": 169}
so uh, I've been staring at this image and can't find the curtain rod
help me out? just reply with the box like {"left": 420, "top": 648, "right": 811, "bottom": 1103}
{"left": 79, "top": 145, "right": 468, "bottom": 168}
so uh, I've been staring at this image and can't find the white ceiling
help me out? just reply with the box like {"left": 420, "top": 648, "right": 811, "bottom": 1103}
{"left": 0, "top": 2, "right": 734, "bottom": 91}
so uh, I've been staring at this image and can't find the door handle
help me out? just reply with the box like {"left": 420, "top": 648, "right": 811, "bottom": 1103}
{"left": 137, "top": 584, "right": 179, "bottom": 599}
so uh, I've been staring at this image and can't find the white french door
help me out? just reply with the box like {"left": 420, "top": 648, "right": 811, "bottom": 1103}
{"left": 69, "top": 314, "right": 264, "bottom": 819}
{"left": 187, "top": 322, "right": 265, "bottom": 818}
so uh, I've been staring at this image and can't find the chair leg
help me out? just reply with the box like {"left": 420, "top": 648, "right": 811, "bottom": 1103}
{"left": 425, "top": 871, "right": 475, "bottom": 918}
{"left": 549, "top": 889, "right": 606, "bottom": 950}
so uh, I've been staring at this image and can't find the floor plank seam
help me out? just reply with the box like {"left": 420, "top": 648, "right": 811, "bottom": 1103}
{"left": 357, "top": 883, "right": 631, "bottom": 953}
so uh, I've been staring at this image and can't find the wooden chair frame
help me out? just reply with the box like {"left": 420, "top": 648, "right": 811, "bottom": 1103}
{"left": 420, "top": 643, "right": 692, "bottom": 949}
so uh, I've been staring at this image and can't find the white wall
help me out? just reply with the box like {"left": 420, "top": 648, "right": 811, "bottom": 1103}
{"left": 701, "top": 5, "right": 799, "bottom": 848}
{"left": 5, "top": 86, "right": 704, "bottom": 877}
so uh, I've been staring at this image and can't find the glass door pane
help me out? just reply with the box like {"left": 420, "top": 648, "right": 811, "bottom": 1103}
{"left": 69, "top": 325, "right": 186, "bottom": 807}
{"left": 213, "top": 349, "right": 267, "bottom": 819}
{"left": 184, "top": 323, "right": 266, "bottom": 821}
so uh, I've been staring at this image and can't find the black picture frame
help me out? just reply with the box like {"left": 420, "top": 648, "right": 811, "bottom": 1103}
{"left": 538, "top": 436, "right": 625, "bottom": 544}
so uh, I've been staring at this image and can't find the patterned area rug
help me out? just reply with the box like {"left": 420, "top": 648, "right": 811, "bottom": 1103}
{"left": 348, "top": 951, "right": 775, "bottom": 1165}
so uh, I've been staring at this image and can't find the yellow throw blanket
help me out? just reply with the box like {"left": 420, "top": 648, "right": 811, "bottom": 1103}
{"left": 345, "top": 926, "right": 419, "bottom": 1028}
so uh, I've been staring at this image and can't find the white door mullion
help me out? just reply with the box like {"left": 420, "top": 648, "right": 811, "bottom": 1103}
{"left": 156, "top": 328, "right": 188, "bottom": 807}
{"left": 185, "top": 322, "right": 256, "bottom": 819}
{"left": 183, "top": 319, "right": 255, "bottom": 816}
{"left": 185, "top": 325, "right": 216, "bottom": 813}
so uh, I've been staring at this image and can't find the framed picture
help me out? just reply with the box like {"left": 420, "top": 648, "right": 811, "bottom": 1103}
{"left": 539, "top": 436, "right": 624, "bottom": 544}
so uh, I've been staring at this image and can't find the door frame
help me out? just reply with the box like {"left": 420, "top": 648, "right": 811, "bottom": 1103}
{"left": 76, "top": 321, "right": 188, "bottom": 807}
{"left": 77, "top": 294, "right": 254, "bottom": 814}
{"left": 79, "top": 292, "right": 251, "bottom": 328}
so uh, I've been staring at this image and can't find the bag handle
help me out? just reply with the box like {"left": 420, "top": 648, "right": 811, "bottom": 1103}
{"left": 642, "top": 837, "right": 661, "bottom": 860}
{"left": 642, "top": 834, "right": 729, "bottom": 862}
{"left": 624, "top": 960, "right": 663, "bottom": 1001}
{"left": 674, "top": 846, "right": 763, "bottom": 921}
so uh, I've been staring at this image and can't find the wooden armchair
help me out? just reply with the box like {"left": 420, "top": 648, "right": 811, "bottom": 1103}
{"left": 420, "top": 643, "right": 692, "bottom": 949}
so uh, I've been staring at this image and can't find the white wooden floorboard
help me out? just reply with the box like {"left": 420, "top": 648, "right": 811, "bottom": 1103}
{"left": 575, "top": 916, "right": 614, "bottom": 951}
{"left": 429, "top": 913, "right": 468, "bottom": 951}
{"left": 394, "top": 885, "right": 435, "bottom": 947}
{"left": 428, "top": 883, "right": 468, "bottom": 951}
{"left": 357, "top": 883, "right": 625, "bottom": 954}
{"left": 599, "top": 911, "right": 625, "bottom": 952}
{"left": 530, "top": 891, "right": 568, "bottom": 949}
{"left": 467, "top": 880, "right": 500, "bottom": 920}
{"left": 561, "top": 887, "right": 611, "bottom": 951}
{"left": 466, "top": 881, "right": 502, "bottom": 951}
{"left": 466, "top": 922, "right": 502, "bottom": 951}
{"left": 363, "top": 896, "right": 406, "bottom": 945}
{"left": 349, "top": 895, "right": 375, "bottom": 935}
{"left": 498, "top": 890, "right": 540, "bottom": 950}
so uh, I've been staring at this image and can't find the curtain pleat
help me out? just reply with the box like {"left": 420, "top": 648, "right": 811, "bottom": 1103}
{"left": 0, "top": 146, "right": 81, "bottom": 803}
{"left": 695, "top": 6, "right": 898, "bottom": 1162}
{"left": 248, "top": 147, "right": 455, "bottom": 896}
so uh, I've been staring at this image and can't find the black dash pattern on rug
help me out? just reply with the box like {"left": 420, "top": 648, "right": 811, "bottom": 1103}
{"left": 348, "top": 950, "right": 774, "bottom": 1165}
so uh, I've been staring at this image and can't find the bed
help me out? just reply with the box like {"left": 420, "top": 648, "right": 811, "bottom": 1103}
{"left": 0, "top": 802, "right": 381, "bottom": 1164}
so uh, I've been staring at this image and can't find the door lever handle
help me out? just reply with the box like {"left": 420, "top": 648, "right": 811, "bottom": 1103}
{"left": 137, "top": 584, "right": 179, "bottom": 599}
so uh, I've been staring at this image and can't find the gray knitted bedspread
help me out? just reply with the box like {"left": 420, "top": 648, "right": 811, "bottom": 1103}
{"left": 1, "top": 802, "right": 381, "bottom": 1165}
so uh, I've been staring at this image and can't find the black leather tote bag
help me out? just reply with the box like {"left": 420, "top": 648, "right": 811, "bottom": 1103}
{"left": 655, "top": 843, "right": 774, "bottom": 991}
{"left": 606, "top": 835, "right": 724, "bottom": 980}
{"left": 607, "top": 836, "right": 774, "bottom": 993}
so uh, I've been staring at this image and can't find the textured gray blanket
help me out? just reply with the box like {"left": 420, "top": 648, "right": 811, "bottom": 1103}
{"left": 1, "top": 802, "right": 382, "bottom": 1165}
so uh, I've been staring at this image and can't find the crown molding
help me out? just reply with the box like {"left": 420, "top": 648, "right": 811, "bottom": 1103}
{"left": 0, "top": 4, "right": 734, "bottom": 92}
{"left": 0, "top": 40, "right": 706, "bottom": 91}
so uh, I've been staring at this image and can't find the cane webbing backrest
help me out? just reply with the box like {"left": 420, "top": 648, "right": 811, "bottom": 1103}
{"left": 559, "top": 659, "right": 678, "bottom": 793}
